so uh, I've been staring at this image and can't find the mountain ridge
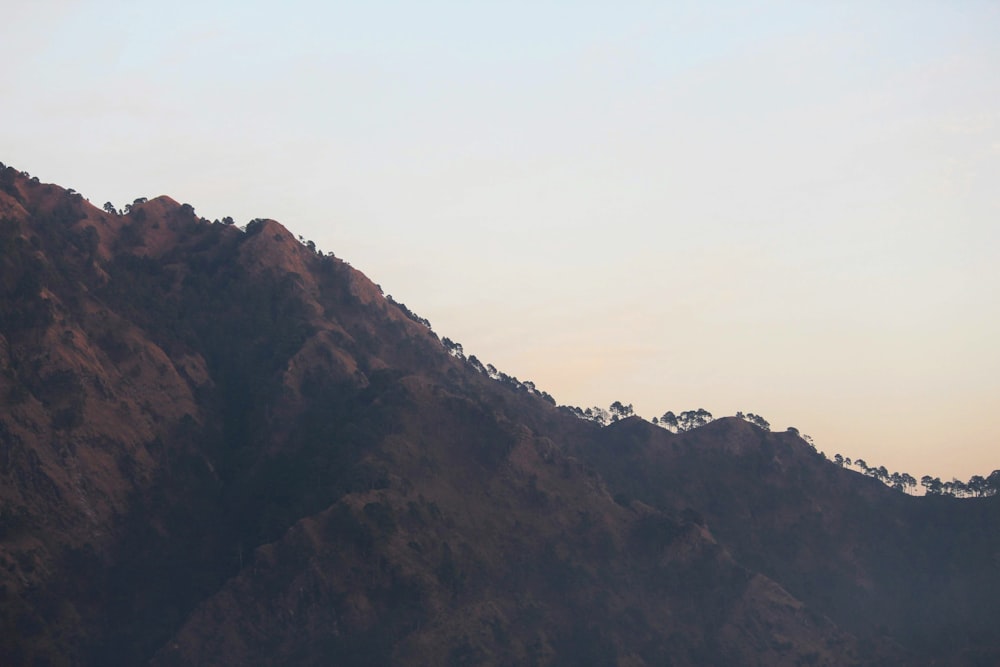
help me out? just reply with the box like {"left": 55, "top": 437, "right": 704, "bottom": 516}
{"left": 1, "top": 163, "right": 997, "bottom": 666}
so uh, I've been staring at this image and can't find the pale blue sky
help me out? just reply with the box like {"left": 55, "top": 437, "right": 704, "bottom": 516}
{"left": 3, "top": 1, "right": 998, "bottom": 479}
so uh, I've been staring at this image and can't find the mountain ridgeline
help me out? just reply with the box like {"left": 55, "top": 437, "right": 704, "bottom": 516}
{"left": 1, "top": 164, "right": 998, "bottom": 666}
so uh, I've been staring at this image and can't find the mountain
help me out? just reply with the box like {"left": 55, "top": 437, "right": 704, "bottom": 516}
{"left": 0, "top": 163, "right": 997, "bottom": 666}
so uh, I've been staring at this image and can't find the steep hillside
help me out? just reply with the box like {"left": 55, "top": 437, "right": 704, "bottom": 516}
{"left": 576, "top": 417, "right": 1000, "bottom": 666}
{"left": 0, "top": 164, "right": 994, "bottom": 665}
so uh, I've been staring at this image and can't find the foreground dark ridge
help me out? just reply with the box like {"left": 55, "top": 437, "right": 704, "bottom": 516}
{"left": 1, "top": 163, "right": 999, "bottom": 666}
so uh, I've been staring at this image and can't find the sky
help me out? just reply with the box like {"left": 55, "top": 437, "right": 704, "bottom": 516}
{"left": 2, "top": 0, "right": 998, "bottom": 481}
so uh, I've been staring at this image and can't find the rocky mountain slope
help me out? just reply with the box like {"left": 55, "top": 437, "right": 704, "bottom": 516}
{"left": 577, "top": 417, "right": 1000, "bottom": 665}
{"left": 0, "top": 164, "right": 997, "bottom": 666}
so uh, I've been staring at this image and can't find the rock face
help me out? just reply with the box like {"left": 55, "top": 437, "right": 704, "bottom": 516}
{"left": 0, "top": 164, "right": 997, "bottom": 666}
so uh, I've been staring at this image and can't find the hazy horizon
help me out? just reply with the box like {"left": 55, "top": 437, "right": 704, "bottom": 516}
{"left": 3, "top": 0, "right": 998, "bottom": 480}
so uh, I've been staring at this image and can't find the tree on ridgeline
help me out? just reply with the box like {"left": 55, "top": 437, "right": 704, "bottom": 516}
{"left": 889, "top": 472, "right": 905, "bottom": 492}
{"left": 609, "top": 401, "right": 634, "bottom": 422}
{"left": 737, "top": 411, "right": 771, "bottom": 431}
{"left": 653, "top": 409, "right": 714, "bottom": 432}
{"left": 677, "top": 409, "right": 713, "bottom": 432}
{"left": 441, "top": 337, "right": 465, "bottom": 359}
{"left": 751, "top": 414, "right": 769, "bottom": 430}
{"left": 586, "top": 407, "right": 610, "bottom": 426}
{"left": 831, "top": 458, "right": 993, "bottom": 497}
{"left": 967, "top": 475, "right": 988, "bottom": 497}
{"left": 944, "top": 479, "right": 965, "bottom": 497}
{"left": 385, "top": 295, "right": 432, "bottom": 329}
{"left": 921, "top": 475, "right": 943, "bottom": 495}
{"left": 988, "top": 470, "right": 1000, "bottom": 496}
{"left": 467, "top": 355, "right": 486, "bottom": 375}
{"left": 901, "top": 473, "right": 917, "bottom": 494}
{"left": 659, "top": 411, "right": 679, "bottom": 433}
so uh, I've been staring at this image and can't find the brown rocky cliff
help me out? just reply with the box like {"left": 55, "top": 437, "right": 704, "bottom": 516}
{"left": 0, "top": 174, "right": 204, "bottom": 538}
{"left": 0, "top": 170, "right": 221, "bottom": 661}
